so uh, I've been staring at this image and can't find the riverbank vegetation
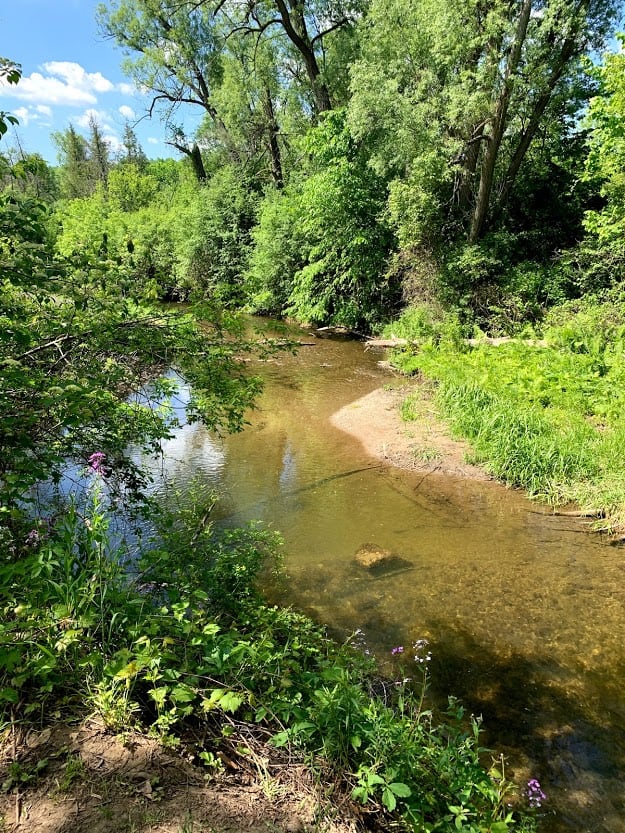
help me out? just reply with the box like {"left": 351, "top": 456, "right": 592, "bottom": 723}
{"left": 3, "top": 0, "right": 625, "bottom": 825}
{"left": 387, "top": 291, "right": 625, "bottom": 532}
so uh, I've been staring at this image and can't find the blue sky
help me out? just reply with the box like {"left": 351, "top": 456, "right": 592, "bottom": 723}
{"left": 0, "top": 0, "right": 199, "bottom": 164}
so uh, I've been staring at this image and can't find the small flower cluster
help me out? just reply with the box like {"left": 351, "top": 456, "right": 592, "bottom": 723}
{"left": 413, "top": 638, "right": 432, "bottom": 664}
{"left": 391, "top": 645, "right": 404, "bottom": 655}
{"left": 25, "top": 528, "right": 40, "bottom": 547}
{"left": 350, "top": 628, "right": 371, "bottom": 656}
{"left": 526, "top": 779, "right": 546, "bottom": 809}
{"left": 88, "top": 452, "right": 106, "bottom": 474}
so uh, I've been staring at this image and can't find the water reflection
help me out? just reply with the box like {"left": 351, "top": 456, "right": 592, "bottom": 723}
{"left": 198, "top": 323, "right": 623, "bottom": 833}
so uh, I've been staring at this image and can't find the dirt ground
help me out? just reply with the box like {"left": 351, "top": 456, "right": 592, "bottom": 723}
{"left": 0, "top": 721, "right": 366, "bottom": 833}
{"left": 330, "top": 378, "right": 490, "bottom": 481}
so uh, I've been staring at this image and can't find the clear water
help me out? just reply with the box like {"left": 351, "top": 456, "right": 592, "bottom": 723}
{"left": 127, "top": 323, "right": 625, "bottom": 831}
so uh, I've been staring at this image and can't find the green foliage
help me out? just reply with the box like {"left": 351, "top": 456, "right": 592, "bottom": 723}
{"left": 438, "top": 237, "right": 573, "bottom": 333}
{"left": 0, "top": 484, "right": 536, "bottom": 832}
{"left": 245, "top": 187, "right": 307, "bottom": 315}
{"left": 170, "top": 165, "right": 258, "bottom": 305}
{"left": 52, "top": 124, "right": 96, "bottom": 199}
{"left": 249, "top": 112, "right": 399, "bottom": 329}
{"left": 54, "top": 163, "right": 258, "bottom": 305}
{"left": 381, "top": 303, "right": 465, "bottom": 348}
{"left": 0, "top": 58, "right": 21, "bottom": 140}
{"left": 1, "top": 160, "right": 263, "bottom": 511}
{"left": 569, "top": 36, "right": 625, "bottom": 289}
{"left": 108, "top": 162, "right": 157, "bottom": 212}
{"left": 392, "top": 293, "right": 625, "bottom": 526}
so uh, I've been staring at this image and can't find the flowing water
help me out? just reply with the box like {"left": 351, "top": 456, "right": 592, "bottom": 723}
{"left": 140, "top": 322, "right": 624, "bottom": 832}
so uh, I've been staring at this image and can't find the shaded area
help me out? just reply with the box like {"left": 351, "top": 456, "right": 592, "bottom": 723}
{"left": 0, "top": 722, "right": 360, "bottom": 833}
{"left": 106, "top": 319, "right": 625, "bottom": 832}
{"left": 425, "top": 625, "right": 625, "bottom": 833}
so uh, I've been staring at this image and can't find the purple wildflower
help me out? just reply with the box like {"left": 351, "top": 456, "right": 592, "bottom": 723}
{"left": 526, "top": 779, "right": 546, "bottom": 809}
{"left": 391, "top": 646, "right": 404, "bottom": 655}
{"left": 88, "top": 452, "right": 106, "bottom": 474}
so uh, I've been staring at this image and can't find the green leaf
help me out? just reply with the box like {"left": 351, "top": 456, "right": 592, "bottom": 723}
{"left": 389, "top": 782, "right": 412, "bottom": 798}
{"left": 0, "top": 688, "right": 19, "bottom": 703}
{"left": 382, "top": 787, "right": 397, "bottom": 812}
{"left": 170, "top": 684, "right": 196, "bottom": 704}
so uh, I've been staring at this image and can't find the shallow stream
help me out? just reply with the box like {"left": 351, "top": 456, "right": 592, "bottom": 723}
{"left": 140, "top": 321, "right": 625, "bottom": 832}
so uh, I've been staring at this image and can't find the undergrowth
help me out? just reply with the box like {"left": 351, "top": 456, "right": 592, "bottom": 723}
{"left": 0, "top": 481, "right": 538, "bottom": 832}
{"left": 389, "top": 294, "right": 625, "bottom": 530}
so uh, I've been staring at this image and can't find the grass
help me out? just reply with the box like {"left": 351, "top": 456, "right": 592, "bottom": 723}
{"left": 389, "top": 295, "right": 625, "bottom": 530}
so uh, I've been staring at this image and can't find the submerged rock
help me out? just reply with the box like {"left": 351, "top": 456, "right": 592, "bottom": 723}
{"left": 354, "top": 544, "right": 394, "bottom": 570}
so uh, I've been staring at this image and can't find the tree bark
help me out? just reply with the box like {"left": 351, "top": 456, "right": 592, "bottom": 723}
{"left": 468, "top": 0, "right": 533, "bottom": 243}
{"left": 496, "top": 2, "right": 589, "bottom": 211}
{"left": 262, "top": 85, "right": 283, "bottom": 187}
{"left": 456, "top": 123, "right": 486, "bottom": 214}
{"left": 273, "top": 0, "right": 332, "bottom": 113}
{"left": 168, "top": 140, "right": 207, "bottom": 181}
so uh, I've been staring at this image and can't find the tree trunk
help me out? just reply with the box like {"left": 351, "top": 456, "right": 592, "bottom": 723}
{"left": 169, "top": 140, "right": 207, "bottom": 182}
{"left": 189, "top": 143, "right": 207, "bottom": 182}
{"left": 263, "top": 86, "right": 283, "bottom": 187}
{"left": 456, "top": 123, "right": 486, "bottom": 214}
{"left": 496, "top": 20, "right": 585, "bottom": 211}
{"left": 274, "top": 0, "right": 332, "bottom": 113}
{"left": 468, "top": 0, "right": 533, "bottom": 243}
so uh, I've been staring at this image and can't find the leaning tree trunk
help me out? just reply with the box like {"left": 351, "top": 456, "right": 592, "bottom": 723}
{"left": 274, "top": 0, "right": 333, "bottom": 113}
{"left": 468, "top": 0, "right": 533, "bottom": 243}
{"left": 168, "top": 140, "right": 207, "bottom": 182}
{"left": 495, "top": 31, "right": 581, "bottom": 212}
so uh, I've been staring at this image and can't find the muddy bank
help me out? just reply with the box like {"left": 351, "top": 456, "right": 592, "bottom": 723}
{"left": 330, "top": 381, "right": 490, "bottom": 480}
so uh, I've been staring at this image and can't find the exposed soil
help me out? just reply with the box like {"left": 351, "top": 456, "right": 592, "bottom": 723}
{"left": 330, "top": 377, "right": 490, "bottom": 481}
{"left": 0, "top": 721, "right": 365, "bottom": 833}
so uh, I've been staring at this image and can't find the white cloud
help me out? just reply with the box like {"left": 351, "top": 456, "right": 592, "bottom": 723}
{"left": 147, "top": 137, "right": 159, "bottom": 145}
{"left": 118, "top": 82, "right": 137, "bottom": 96}
{"left": 0, "top": 61, "right": 115, "bottom": 107}
{"left": 11, "top": 104, "right": 53, "bottom": 127}
{"left": 13, "top": 107, "right": 32, "bottom": 125}
{"left": 43, "top": 62, "right": 114, "bottom": 94}
{"left": 104, "top": 133, "right": 123, "bottom": 154}
{"left": 119, "top": 104, "right": 135, "bottom": 120}
{"left": 75, "top": 108, "right": 114, "bottom": 132}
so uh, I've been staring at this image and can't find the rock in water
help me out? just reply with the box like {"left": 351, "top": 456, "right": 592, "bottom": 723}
{"left": 354, "top": 544, "right": 394, "bottom": 570}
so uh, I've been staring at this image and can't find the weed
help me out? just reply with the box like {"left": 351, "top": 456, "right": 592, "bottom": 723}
{"left": 410, "top": 444, "right": 442, "bottom": 464}
{"left": 1, "top": 759, "right": 48, "bottom": 794}
{"left": 56, "top": 754, "right": 86, "bottom": 793}
{"left": 0, "top": 471, "right": 536, "bottom": 832}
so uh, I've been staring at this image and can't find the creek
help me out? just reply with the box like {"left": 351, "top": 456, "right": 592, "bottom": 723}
{"left": 135, "top": 320, "right": 624, "bottom": 833}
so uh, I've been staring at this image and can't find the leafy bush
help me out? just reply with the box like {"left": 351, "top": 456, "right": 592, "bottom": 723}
{"left": 381, "top": 302, "right": 466, "bottom": 347}
{"left": 247, "top": 111, "right": 400, "bottom": 330}
{"left": 244, "top": 186, "right": 307, "bottom": 315}
{"left": 0, "top": 484, "right": 537, "bottom": 832}
{"left": 170, "top": 166, "right": 259, "bottom": 305}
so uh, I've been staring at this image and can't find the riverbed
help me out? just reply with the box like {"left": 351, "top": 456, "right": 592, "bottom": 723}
{"left": 140, "top": 321, "right": 625, "bottom": 833}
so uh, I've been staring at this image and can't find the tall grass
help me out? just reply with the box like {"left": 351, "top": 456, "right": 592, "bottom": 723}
{"left": 437, "top": 384, "right": 599, "bottom": 500}
{"left": 392, "top": 298, "right": 625, "bottom": 530}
